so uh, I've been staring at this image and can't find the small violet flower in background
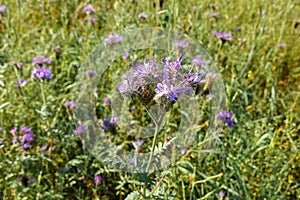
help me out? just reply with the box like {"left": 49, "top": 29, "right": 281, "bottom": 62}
{"left": 86, "top": 17, "right": 98, "bottom": 23}
{"left": 102, "top": 97, "right": 111, "bottom": 107}
{"left": 10, "top": 127, "right": 17, "bottom": 134}
{"left": 94, "top": 175, "right": 102, "bottom": 184}
{"left": 51, "top": 45, "right": 61, "bottom": 52}
{"left": 212, "top": 31, "right": 232, "bottom": 42}
{"left": 103, "top": 33, "right": 122, "bottom": 46}
{"left": 86, "top": 70, "right": 95, "bottom": 77}
{"left": 207, "top": 12, "right": 219, "bottom": 18}
{"left": 16, "top": 79, "right": 27, "bottom": 87}
{"left": 10, "top": 61, "right": 23, "bottom": 68}
{"left": 216, "top": 110, "right": 233, "bottom": 128}
{"left": 123, "top": 52, "right": 129, "bottom": 59}
{"left": 278, "top": 43, "right": 284, "bottom": 49}
{"left": 101, "top": 117, "right": 118, "bottom": 132}
{"left": 64, "top": 100, "right": 76, "bottom": 110}
{"left": 138, "top": 12, "right": 147, "bottom": 19}
{"left": 172, "top": 40, "right": 188, "bottom": 51}
{"left": 31, "top": 67, "right": 51, "bottom": 80}
{"left": 32, "top": 56, "right": 52, "bottom": 66}
{"left": 133, "top": 140, "right": 143, "bottom": 154}
{"left": 82, "top": 5, "right": 95, "bottom": 15}
{"left": 0, "top": 5, "right": 6, "bottom": 13}
{"left": 20, "top": 126, "right": 31, "bottom": 134}
{"left": 192, "top": 56, "right": 205, "bottom": 68}
{"left": 74, "top": 125, "right": 87, "bottom": 135}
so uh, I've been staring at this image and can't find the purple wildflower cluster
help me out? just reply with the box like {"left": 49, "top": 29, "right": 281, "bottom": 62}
{"left": 16, "top": 79, "right": 27, "bottom": 87}
{"left": 10, "top": 126, "right": 34, "bottom": 149}
{"left": 82, "top": 5, "right": 95, "bottom": 15}
{"left": 31, "top": 67, "right": 51, "bottom": 80}
{"left": 82, "top": 5, "right": 98, "bottom": 23}
{"left": 118, "top": 56, "right": 205, "bottom": 104}
{"left": 216, "top": 110, "right": 233, "bottom": 128}
{"left": 0, "top": 5, "right": 6, "bottom": 13}
{"left": 94, "top": 175, "right": 102, "bottom": 184}
{"left": 64, "top": 100, "right": 76, "bottom": 110}
{"left": 103, "top": 33, "right": 122, "bottom": 46}
{"left": 212, "top": 31, "right": 233, "bottom": 42}
{"left": 138, "top": 12, "right": 147, "bottom": 19}
{"left": 101, "top": 117, "right": 118, "bottom": 132}
{"left": 32, "top": 56, "right": 52, "bottom": 66}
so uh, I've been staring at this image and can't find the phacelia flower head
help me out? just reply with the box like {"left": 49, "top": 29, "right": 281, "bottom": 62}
{"left": 31, "top": 67, "right": 51, "bottom": 80}
{"left": 86, "top": 17, "right": 98, "bottom": 23}
{"left": 10, "top": 127, "right": 17, "bottom": 134}
{"left": 101, "top": 117, "right": 118, "bottom": 132}
{"left": 172, "top": 40, "right": 188, "bottom": 50}
{"left": 94, "top": 175, "right": 102, "bottom": 184}
{"left": 22, "top": 133, "right": 34, "bottom": 144}
{"left": 207, "top": 12, "right": 219, "bottom": 18}
{"left": 102, "top": 97, "right": 111, "bottom": 107}
{"left": 32, "top": 56, "right": 52, "bottom": 66}
{"left": 138, "top": 12, "right": 147, "bottom": 19}
{"left": 278, "top": 43, "right": 284, "bottom": 49}
{"left": 86, "top": 70, "right": 95, "bottom": 77}
{"left": 0, "top": 5, "right": 6, "bottom": 13}
{"left": 20, "top": 126, "right": 31, "bottom": 134}
{"left": 64, "top": 101, "right": 76, "bottom": 110}
{"left": 212, "top": 31, "right": 232, "bottom": 42}
{"left": 82, "top": 5, "right": 95, "bottom": 14}
{"left": 216, "top": 110, "right": 233, "bottom": 128}
{"left": 103, "top": 33, "right": 122, "bottom": 46}
{"left": 16, "top": 79, "right": 27, "bottom": 87}
{"left": 192, "top": 56, "right": 205, "bottom": 68}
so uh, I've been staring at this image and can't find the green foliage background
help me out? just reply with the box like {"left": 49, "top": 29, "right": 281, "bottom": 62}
{"left": 0, "top": 0, "right": 299, "bottom": 199}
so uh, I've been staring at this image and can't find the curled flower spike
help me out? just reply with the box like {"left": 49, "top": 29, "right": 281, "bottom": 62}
{"left": 138, "top": 12, "right": 147, "bottom": 19}
{"left": 31, "top": 67, "right": 51, "bottom": 80}
{"left": 0, "top": 5, "right": 6, "bottom": 13}
{"left": 94, "top": 175, "right": 102, "bottom": 184}
{"left": 32, "top": 56, "right": 52, "bottom": 66}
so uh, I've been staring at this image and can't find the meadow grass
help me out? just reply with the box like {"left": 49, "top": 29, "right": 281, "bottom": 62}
{"left": 0, "top": 0, "right": 299, "bottom": 199}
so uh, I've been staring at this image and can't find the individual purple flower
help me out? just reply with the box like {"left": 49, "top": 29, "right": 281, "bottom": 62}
{"left": 192, "top": 56, "right": 205, "bottom": 68}
{"left": 216, "top": 110, "right": 233, "bottom": 128}
{"left": 86, "top": 17, "right": 98, "bottom": 23}
{"left": 40, "top": 145, "right": 48, "bottom": 151}
{"left": 64, "top": 100, "right": 76, "bottom": 110}
{"left": 207, "top": 12, "right": 219, "bottom": 18}
{"left": 16, "top": 79, "right": 27, "bottom": 87}
{"left": 82, "top": 5, "right": 95, "bottom": 14}
{"left": 212, "top": 31, "right": 232, "bottom": 42}
{"left": 278, "top": 43, "right": 284, "bottom": 49}
{"left": 133, "top": 140, "right": 143, "bottom": 148}
{"left": 138, "top": 12, "right": 147, "bottom": 19}
{"left": 154, "top": 82, "right": 178, "bottom": 102}
{"left": 219, "top": 191, "right": 226, "bottom": 198}
{"left": 20, "top": 126, "right": 31, "bottom": 134}
{"left": 0, "top": 138, "right": 4, "bottom": 144}
{"left": 94, "top": 175, "right": 102, "bottom": 184}
{"left": 102, "top": 97, "right": 111, "bottom": 107}
{"left": 86, "top": 70, "right": 95, "bottom": 77}
{"left": 133, "top": 58, "right": 159, "bottom": 80}
{"left": 73, "top": 125, "right": 87, "bottom": 135}
{"left": 22, "top": 143, "right": 31, "bottom": 149}
{"left": 10, "top": 127, "right": 17, "bottom": 134}
{"left": 32, "top": 56, "right": 52, "bottom": 66}
{"left": 0, "top": 5, "right": 6, "bottom": 13}
{"left": 118, "top": 73, "right": 143, "bottom": 96}
{"left": 31, "top": 67, "right": 51, "bottom": 80}
{"left": 101, "top": 117, "right": 118, "bottom": 132}
{"left": 10, "top": 61, "right": 23, "bottom": 68}
{"left": 172, "top": 40, "right": 188, "bottom": 50}
{"left": 0, "top": 127, "right": 2, "bottom": 131}
{"left": 123, "top": 52, "right": 129, "bottom": 59}
{"left": 103, "top": 33, "right": 122, "bottom": 46}
{"left": 22, "top": 133, "right": 34, "bottom": 144}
